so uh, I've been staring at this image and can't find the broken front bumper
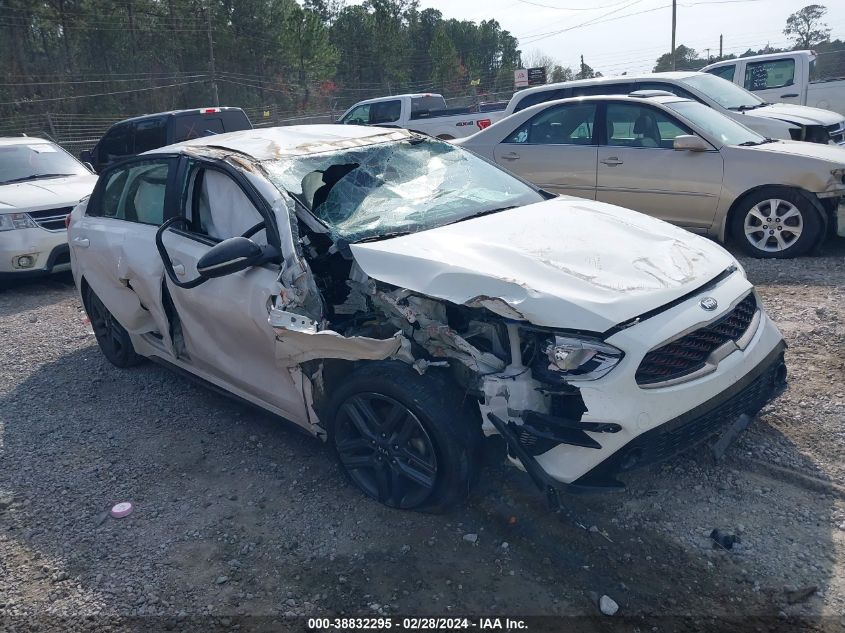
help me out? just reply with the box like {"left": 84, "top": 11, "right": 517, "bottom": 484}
{"left": 490, "top": 270, "right": 787, "bottom": 498}
{"left": 573, "top": 340, "right": 786, "bottom": 487}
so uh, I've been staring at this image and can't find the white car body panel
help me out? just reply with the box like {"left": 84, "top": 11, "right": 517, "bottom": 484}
{"left": 701, "top": 50, "right": 845, "bottom": 118}
{"left": 1, "top": 171, "right": 97, "bottom": 276}
{"left": 336, "top": 94, "right": 506, "bottom": 139}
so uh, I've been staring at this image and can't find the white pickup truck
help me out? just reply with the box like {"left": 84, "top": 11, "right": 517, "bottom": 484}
{"left": 336, "top": 93, "right": 507, "bottom": 140}
{"left": 702, "top": 50, "right": 845, "bottom": 117}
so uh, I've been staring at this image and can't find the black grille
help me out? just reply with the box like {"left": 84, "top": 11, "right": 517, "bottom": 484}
{"left": 27, "top": 206, "right": 73, "bottom": 231}
{"left": 620, "top": 351, "right": 785, "bottom": 470}
{"left": 636, "top": 293, "right": 757, "bottom": 385}
{"left": 827, "top": 123, "right": 844, "bottom": 144}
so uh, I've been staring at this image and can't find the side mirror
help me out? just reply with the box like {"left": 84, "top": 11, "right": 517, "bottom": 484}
{"left": 673, "top": 135, "right": 710, "bottom": 152}
{"left": 80, "top": 149, "right": 93, "bottom": 163}
{"left": 196, "top": 236, "right": 263, "bottom": 279}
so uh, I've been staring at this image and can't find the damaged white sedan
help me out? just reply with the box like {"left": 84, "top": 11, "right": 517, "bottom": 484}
{"left": 68, "top": 126, "right": 787, "bottom": 511}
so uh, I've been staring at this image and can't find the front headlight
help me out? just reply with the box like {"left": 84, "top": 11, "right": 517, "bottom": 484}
{"left": 530, "top": 333, "right": 624, "bottom": 382}
{"left": 0, "top": 213, "right": 38, "bottom": 232}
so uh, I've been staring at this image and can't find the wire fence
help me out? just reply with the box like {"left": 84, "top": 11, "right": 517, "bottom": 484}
{"left": 0, "top": 89, "right": 518, "bottom": 157}
{"left": 0, "top": 107, "right": 343, "bottom": 157}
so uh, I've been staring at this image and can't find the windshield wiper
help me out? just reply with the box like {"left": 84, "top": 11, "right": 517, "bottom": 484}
{"left": 0, "top": 173, "right": 75, "bottom": 185}
{"left": 355, "top": 230, "right": 414, "bottom": 243}
{"left": 448, "top": 205, "right": 518, "bottom": 226}
{"left": 732, "top": 103, "right": 767, "bottom": 112}
{"left": 738, "top": 137, "right": 778, "bottom": 146}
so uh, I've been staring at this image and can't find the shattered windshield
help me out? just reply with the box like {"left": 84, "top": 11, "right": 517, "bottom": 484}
{"left": 264, "top": 137, "right": 544, "bottom": 242}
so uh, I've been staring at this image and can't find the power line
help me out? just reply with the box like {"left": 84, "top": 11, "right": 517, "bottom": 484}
{"left": 0, "top": 80, "right": 207, "bottom": 106}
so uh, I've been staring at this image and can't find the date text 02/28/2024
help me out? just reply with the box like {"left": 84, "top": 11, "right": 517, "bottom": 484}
{"left": 307, "top": 617, "right": 528, "bottom": 630}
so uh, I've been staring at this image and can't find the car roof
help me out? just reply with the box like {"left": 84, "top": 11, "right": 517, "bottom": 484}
{"left": 511, "top": 72, "right": 702, "bottom": 100}
{"left": 149, "top": 125, "right": 413, "bottom": 161}
{"left": 347, "top": 93, "right": 442, "bottom": 107}
{"left": 112, "top": 107, "right": 246, "bottom": 126}
{"left": 0, "top": 136, "right": 55, "bottom": 147}
{"left": 517, "top": 93, "right": 690, "bottom": 112}
{"left": 705, "top": 50, "right": 813, "bottom": 66}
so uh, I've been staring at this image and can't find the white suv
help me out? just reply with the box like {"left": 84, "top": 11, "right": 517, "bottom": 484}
{"left": 69, "top": 126, "right": 787, "bottom": 511}
{"left": 1, "top": 137, "right": 97, "bottom": 281}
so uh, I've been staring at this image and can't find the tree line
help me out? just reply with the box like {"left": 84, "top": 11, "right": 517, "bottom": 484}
{"left": 0, "top": 0, "right": 521, "bottom": 121}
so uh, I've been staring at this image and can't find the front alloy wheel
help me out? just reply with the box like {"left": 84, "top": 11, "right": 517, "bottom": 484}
{"left": 325, "top": 361, "right": 480, "bottom": 513}
{"left": 334, "top": 393, "right": 438, "bottom": 509}
{"left": 743, "top": 198, "right": 803, "bottom": 254}
{"left": 731, "top": 187, "right": 822, "bottom": 258}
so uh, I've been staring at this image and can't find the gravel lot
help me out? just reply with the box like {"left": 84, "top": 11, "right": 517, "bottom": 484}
{"left": 1, "top": 238, "right": 844, "bottom": 632}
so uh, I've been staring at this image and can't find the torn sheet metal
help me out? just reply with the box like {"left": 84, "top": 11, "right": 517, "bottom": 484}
{"left": 350, "top": 199, "right": 736, "bottom": 331}
{"left": 178, "top": 127, "right": 410, "bottom": 161}
{"left": 270, "top": 307, "right": 403, "bottom": 367}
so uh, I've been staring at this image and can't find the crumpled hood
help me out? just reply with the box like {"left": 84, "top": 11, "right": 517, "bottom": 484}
{"left": 350, "top": 198, "right": 736, "bottom": 331}
{"left": 0, "top": 174, "right": 98, "bottom": 211}
{"left": 746, "top": 103, "right": 844, "bottom": 127}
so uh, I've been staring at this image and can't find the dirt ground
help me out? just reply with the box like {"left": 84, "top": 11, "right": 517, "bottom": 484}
{"left": 1, "top": 239, "right": 844, "bottom": 633}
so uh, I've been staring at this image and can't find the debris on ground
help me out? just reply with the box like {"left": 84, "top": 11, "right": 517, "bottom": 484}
{"left": 599, "top": 594, "right": 619, "bottom": 616}
{"left": 110, "top": 502, "right": 133, "bottom": 518}
{"left": 785, "top": 586, "right": 817, "bottom": 604}
{"left": 710, "top": 528, "right": 737, "bottom": 550}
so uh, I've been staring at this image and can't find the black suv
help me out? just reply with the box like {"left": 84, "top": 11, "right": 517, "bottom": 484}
{"left": 81, "top": 107, "right": 252, "bottom": 172}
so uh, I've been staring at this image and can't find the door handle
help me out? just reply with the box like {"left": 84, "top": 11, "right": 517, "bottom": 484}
{"left": 780, "top": 93, "right": 799, "bottom": 98}
{"left": 72, "top": 237, "right": 89, "bottom": 248}
{"left": 500, "top": 152, "right": 520, "bottom": 161}
{"left": 600, "top": 157, "right": 623, "bottom": 166}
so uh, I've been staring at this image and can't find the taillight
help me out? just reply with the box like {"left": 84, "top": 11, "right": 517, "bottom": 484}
{"left": 476, "top": 118, "right": 492, "bottom": 130}
{"left": 64, "top": 213, "right": 72, "bottom": 229}
{"left": 201, "top": 107, "right": 221, "bottom": 114}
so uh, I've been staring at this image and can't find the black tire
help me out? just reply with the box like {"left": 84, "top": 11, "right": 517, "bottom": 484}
{"left": 84, "top": 285, "right": 144, "bottom": 368}
{"left": 730, "top": 187, "right": 823, "bottom": 258}
{"left": 324, "top": 361, "right": 481, "bottom": 513}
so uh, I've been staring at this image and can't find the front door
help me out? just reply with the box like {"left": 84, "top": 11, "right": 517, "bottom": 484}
{"left": 493, "top": 101, "right": 598, "bottom": 199}
{"left": 742, "top": 57, "right": 802, "bottom": 105}
{"left": 155, "top": 158, "right": 307, "bottom": 421}
{"left": 596, "top": 101, "right": 724, "bottom": 230}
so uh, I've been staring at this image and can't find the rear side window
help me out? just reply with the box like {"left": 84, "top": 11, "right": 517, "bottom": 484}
{"left": 707, "top": 64, "right": 736, "bottom": 82}
{"left": 513, "top": 88, "right": 571, "bottom": 113}
{"left": 744, "top": 59, "right": 795, "bottom": 90}
{"left": 173, "top": 116, "right": 226, "bottom": 142}
{"left": 570, "top": 82, "right": 633, "bottom": 97}
{"left": 99, "top": 124, "right": 133, "bottom": 162}
{"left": 89, "top": 159, "right": 171, "bottom": 225}
{"left": 504, "top": 103, "right": 597, "bottom": 145}
{"left": 410, "top": 95, "right": 447, "bottom": 117}
{"left": 133, "top": 118, "right": 167, "bottom": 153}
{"left": 370, "top": 100, "right": 401, "bottom": 125}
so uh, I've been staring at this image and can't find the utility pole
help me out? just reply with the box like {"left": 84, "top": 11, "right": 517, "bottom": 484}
{"left": 205, "top": 7, "right": 220, "bottom": 107}
{"left": 670, "top": 0, "right": 677, "bottom": 70}
{"left": 706, "top": 47, "right": 711, "bottom": 62}
{"left": 719, "top": 34, "right": 723, "bottom": 59}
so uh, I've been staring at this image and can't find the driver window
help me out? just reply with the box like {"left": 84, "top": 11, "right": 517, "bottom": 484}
{"left": 183, "top": 165, "right": 266, "bottom": 244}
{"left": 605, "top": 103, "right": 691, "bottom": 149}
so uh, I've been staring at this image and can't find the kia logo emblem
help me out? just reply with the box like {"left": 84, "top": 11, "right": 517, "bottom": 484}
{"left": 699, "top": 297, "right": 718, "bottom": 311}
